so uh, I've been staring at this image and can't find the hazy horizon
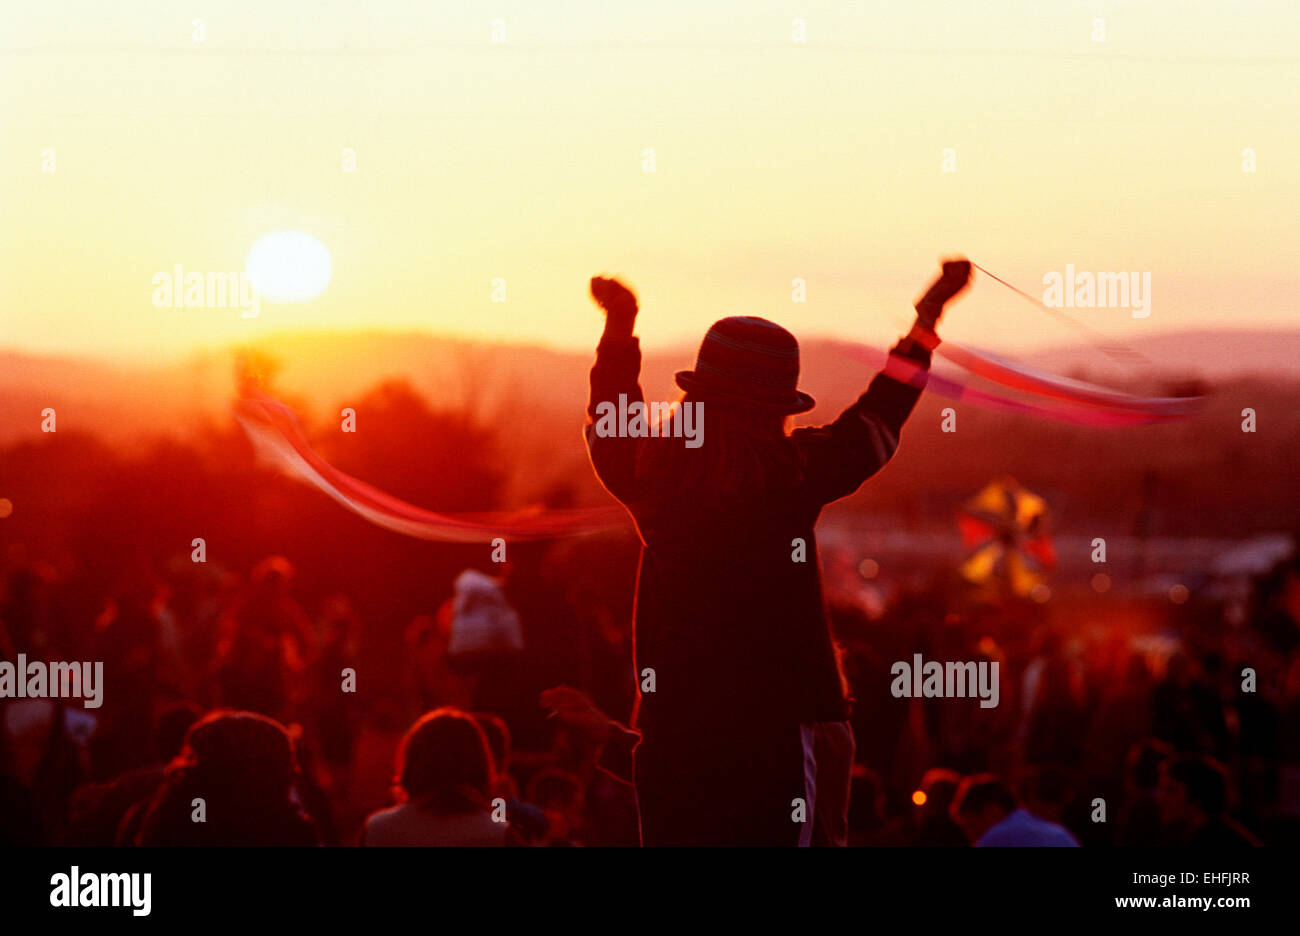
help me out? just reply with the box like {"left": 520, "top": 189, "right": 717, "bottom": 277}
{"left": 4, "top": 323, "right": 1298, "bottom": 380}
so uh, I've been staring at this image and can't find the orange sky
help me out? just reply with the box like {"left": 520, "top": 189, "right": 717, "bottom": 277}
{"left": 2, "top": 2, "right": 1297, "bottom": 363}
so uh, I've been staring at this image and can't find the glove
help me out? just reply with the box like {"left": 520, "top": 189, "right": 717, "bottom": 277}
{"left": 590, "top": 276, "right": 638, "bottom": 318}
{"left": 915, "top": 259, "right": 972, "bottom": 326}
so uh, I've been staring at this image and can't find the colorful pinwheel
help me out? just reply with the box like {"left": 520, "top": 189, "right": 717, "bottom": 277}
{"left": 958, "top": 477, "right": 1057, "bottom": 598}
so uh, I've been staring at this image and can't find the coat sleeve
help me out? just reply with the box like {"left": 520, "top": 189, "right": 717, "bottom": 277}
{"left": 791, "top": 336, "right": 932, "bottom": 505}
{"left": 584, "top": 334, "right": 647, "bottom": 504}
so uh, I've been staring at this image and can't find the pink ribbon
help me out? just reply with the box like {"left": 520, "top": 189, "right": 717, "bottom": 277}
{"left": 235, "top": 391, "right": 627, "bottom": 543}
{"left": 845, "top": 345, "right": 1201, "bottom": 426}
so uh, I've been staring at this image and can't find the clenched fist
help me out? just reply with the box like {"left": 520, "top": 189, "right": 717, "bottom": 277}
{"left": 915, "top": 258, "right": 972, "bottom": 326}
{"left": 590, "top": 276, "right": 638, "bottom": 318}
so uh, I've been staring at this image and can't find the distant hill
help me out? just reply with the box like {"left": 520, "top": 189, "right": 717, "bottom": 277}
{"left": 2, "top": 329, "right": 1297, "bottom": 536}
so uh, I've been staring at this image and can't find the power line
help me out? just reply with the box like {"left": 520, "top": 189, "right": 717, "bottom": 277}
{"left": 1, "top": 41, "right": 1296, "bottom": 65}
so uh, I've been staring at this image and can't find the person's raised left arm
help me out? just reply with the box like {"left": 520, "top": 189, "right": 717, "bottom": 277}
{"left": 794, "top": 259, "right": 972, "bottom": 504}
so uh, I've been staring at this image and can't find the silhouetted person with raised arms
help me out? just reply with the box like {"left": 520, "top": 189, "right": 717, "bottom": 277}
{"left": 584, "top": 260, "right": 972, "bottom": 845}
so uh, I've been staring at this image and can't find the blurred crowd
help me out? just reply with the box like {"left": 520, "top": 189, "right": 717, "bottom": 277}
{"left": 1, "top": 542, "right": 1297, "bottom": 847}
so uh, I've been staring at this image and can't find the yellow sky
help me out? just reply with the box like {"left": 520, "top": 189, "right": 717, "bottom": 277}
{"left": 2, "top": 1, "right": 1297, "bottom": 362}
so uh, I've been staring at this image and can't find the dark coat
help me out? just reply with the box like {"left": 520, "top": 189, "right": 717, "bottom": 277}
{"left": 585, "top": 332, "right": 931, "bottom": 741}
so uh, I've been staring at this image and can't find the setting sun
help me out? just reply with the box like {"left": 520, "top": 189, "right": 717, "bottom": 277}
{"left": 245, "top": 230, "right": 333, "bottom": 304}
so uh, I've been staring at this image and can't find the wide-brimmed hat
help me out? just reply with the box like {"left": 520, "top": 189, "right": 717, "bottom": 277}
{"left": 675, "top": 316, "right": 815, "bottom": 414}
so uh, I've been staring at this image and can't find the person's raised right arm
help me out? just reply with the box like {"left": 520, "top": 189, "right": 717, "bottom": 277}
{"left": 584, "top": 276, "right": 645, "bottom": 504}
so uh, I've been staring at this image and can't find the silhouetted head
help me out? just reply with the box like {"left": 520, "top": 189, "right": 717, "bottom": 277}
{"left": 170, "top": 709, "right": 299, "bottom": 800}
{"left": 395, "top": 707, "right": 495, "bottom": 812}
{"left": 250, "top": 555, "right": 295, "bottom": 597}
{"left": 1020, "top": 765, "right": 1075, "bottom": 823}
{"left": 951, "top": 774, "right": 1019, "bottom": 843}
{"left": 917, "top": 767, "right": 964, "bottom": 818}
{"left": 640, "top": 317, "right": 818, "bottom": 496}
{"left": 675, "top": 316, "right": 815, "bottom": 414}
{"left": 155, "top": 700, "right": 205, "bottom": 761}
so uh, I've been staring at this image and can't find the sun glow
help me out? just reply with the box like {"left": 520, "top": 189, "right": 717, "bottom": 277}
{"left": 245, "top": 231, "right": 332, "bottom": 303}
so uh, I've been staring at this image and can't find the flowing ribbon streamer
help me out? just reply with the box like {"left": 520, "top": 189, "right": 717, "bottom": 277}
{"left": 850, "top": 347, "right": 1186, "bottom": 426}
{"left": 970, "top": 262, "right": 1151, "bottom": 366}
{"left": 934, "top": 343, "right": 1202, "bottom": 417}
{"left": 235, "top": 391, "right": 627, "bottom": 543}
{"left": 867, "top": 260, "right": 1204, "bottom": 423}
